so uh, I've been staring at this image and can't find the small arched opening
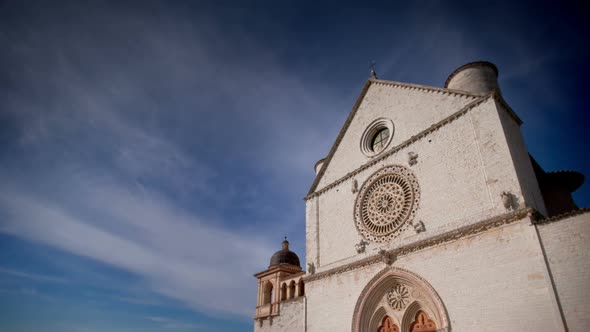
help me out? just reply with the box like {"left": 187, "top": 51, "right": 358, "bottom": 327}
{"left": 377, "top": 315, "right": 399, "bottom": 332}
{"left": 298, "top": 279, "right": 305, "bottom": 297}
{"left": 262, "top": 281, "right": 274, "bottom": 305}
{"left": 409, "top": 310, "right": 437, "bottom": 332}
{"left": 288, "top": 280, "right": 296, "bottom": 299}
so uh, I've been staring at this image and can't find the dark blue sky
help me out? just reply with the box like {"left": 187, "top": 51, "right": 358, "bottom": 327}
{"left": 1, "top": 1, "right": 588, "bottom": 331}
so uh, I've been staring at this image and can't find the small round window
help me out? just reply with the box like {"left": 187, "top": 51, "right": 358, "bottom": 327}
{"left": 371, "top": 128, "right": 390, "bottom": 153}
{"left": 360, "top": 118, "right": 394, "bottom": 157}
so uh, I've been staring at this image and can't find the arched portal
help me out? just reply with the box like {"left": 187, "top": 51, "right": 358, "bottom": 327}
{"left": 351, "top": 267, "right": 450, "bottom": 332}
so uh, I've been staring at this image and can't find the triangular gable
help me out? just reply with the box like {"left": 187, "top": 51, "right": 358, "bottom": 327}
{"left": 307, "top": 78, "right": 482, "bottom": 196}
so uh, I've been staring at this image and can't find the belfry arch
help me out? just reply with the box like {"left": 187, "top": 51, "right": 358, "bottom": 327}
{"left": 352, "top": 267, "right": 450, "bottom": 332}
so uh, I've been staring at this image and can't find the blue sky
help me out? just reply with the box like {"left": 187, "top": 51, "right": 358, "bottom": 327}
{"left": 0, "top": 1, "right": 588, "bottom": 331}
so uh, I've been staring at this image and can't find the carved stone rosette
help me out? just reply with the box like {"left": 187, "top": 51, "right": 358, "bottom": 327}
{"left": 387, "top": 283, "right": 410, "bottom": 311}
{"left": 354, "top": 165, "right": 420, "bottom": 243}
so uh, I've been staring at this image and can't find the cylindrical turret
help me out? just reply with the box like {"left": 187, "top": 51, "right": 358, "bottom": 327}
{"left": 444, "top": 61, "right": 499, "bottom": 94}
{"left": 314, "top": 158, "right": 325, "bottom": 175}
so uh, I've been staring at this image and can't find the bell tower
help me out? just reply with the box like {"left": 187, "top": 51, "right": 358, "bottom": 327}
{"left": 254, "top": 239, "right": 305, "bottom": 327}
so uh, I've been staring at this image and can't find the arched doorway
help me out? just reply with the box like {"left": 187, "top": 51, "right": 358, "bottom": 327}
{"left": 351, "top": 267, "right": 449, "bottom": 332}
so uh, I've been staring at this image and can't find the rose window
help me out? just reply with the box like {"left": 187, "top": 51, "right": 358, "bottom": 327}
{"left": 354, "top": 165, "right": 420, "bottom": 243}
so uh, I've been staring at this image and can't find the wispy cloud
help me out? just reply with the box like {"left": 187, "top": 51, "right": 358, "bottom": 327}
{"left": 0, "top": 267, "right": 70, "bottom": 284}
{"left": 146, "top": 316, "right": 203, "bottom": 330}
{"left": 0, "top": 178, "right": 273, "bottom": 316}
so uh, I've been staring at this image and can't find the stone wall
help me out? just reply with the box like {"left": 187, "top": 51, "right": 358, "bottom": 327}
{"left": 306, "top": 219, "right": 565, "bottom": 331}
{"left": 307, "top": 96, "right": 534, "bottom": 271}
{"left": 255, "top": 297, "right": 305, "bottom": 332}
{"left": 317, "top": 82, "right": 477, "bottom": 189}
{"left": 538, "top": 211, "right": 590, "bottom": 331}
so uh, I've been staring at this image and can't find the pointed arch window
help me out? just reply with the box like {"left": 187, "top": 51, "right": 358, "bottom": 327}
{"left": 377, "top": 315, "right": 399, "bottom": 332}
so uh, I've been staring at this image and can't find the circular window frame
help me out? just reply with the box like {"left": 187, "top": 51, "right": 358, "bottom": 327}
{"left": 354, "top": 165, "right": 420, "bottom": 243}
{"left": 360, "top": 118, "right": 394, "bottom": 157}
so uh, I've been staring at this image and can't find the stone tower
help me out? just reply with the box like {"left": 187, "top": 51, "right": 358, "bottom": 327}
{"left": 254, "top": 239, "right": 305, "bottom": 329}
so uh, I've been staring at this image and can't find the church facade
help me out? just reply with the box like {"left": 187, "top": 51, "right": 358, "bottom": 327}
{"left": 253, "top": 62, "right": 589, "bottom": 331}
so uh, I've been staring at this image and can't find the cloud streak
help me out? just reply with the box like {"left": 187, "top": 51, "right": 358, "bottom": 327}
{"left": 0, "top": 177, "right": 273, "bottom": 317}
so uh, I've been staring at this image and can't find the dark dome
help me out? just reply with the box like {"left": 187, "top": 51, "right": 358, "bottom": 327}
{"left": 269, "top": 239, "right": 301, "bottom": 268}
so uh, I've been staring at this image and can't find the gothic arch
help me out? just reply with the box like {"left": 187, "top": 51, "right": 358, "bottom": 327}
{"left": 402, "top": 302, "right": 437, "bottom": 332}
{"left": 351, "top": 267, "right": 450, "bottom": 332}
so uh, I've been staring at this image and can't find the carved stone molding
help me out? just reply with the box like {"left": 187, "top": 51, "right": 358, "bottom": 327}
{"left": 351, "top": 266, "right": 450, "bottom": 332}
{"left": 533, "top": 207, "right": 590, "bottom": 225}
{"left": 387, "top": 283, "right": 410, "bottom": 310}
{"left": 304, "top": 207, "right": 537, "bottom": 283}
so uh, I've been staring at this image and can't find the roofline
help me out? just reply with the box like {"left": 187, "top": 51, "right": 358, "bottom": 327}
{"left": 306, "top": 93, "right": 490, "bottom": 199}
{"left": 306, "top": 77, "right": 486, "bottom": 196}
{"left": 306, "top": 76, "right": 521, "bottom": 196}
{"left": 306, "top": 78, "right": 373, "bottom": 196}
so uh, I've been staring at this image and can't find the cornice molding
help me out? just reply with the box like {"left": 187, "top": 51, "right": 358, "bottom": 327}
{"left": 254, "top": 264, "right": 303, "bottom": 278}
{"left": 304, "top": 207, "right": 537, "bottom": 283}
{"left": 305, "top": 95, "right": 491, "bottom": 200}
{"left": 533, "top": 207, "right": 590, "bottom": 225}
{"left": 371, "top": 78, "right": 483, "bottom": 98}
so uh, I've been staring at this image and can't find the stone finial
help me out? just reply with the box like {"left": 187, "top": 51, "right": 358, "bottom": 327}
{"left": 352, "top": 179, "right": 358, "bottom": 193}
{"left": 501, "top": 191, "right": 514, "bottom": 210}
{"left": 355, "top": 239, "right": 368, "bottom": 253}
{"left": 378, "top": 249, "right": 395, "bottom": 265}
{"left": 282, "top": 237, "right": 289, "bottom": 250}
{"left": 370, "top": 61, "right": 378, "bottom": 79}
{"left": 411, "top": 220, "right": 426, "bottom": 233}
{"left": 408, "top": 152, "right": 418, "bottom": 166}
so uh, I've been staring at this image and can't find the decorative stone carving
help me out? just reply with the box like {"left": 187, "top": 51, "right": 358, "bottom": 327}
{"left": 387, "top": 283, "right": 410, "bottom": 310}
{"left": 352, "top": 179, "right": 358, "bottom": 193}
{"left": 354, "top": 165, "right": 420, "bottom": 243}
{"left": 410, "top": 220, "right": 426, "bottom": 233}
{"left": 355, "top": 239, "right": 368, "bottom": 253}
{"left": 501, "top": 191, "right": 514, "bottom": 210}
{"left": 408, "top": 152, "right": 418, "bottom": 166}
{"left": 307, "top": 262, "right": 315, "bottom": 275}
{"left": 378, "top": 249, "right": 395, "bottom": 265}
{"left": 377, "top": 316, "right": 399, "bottom": 332}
